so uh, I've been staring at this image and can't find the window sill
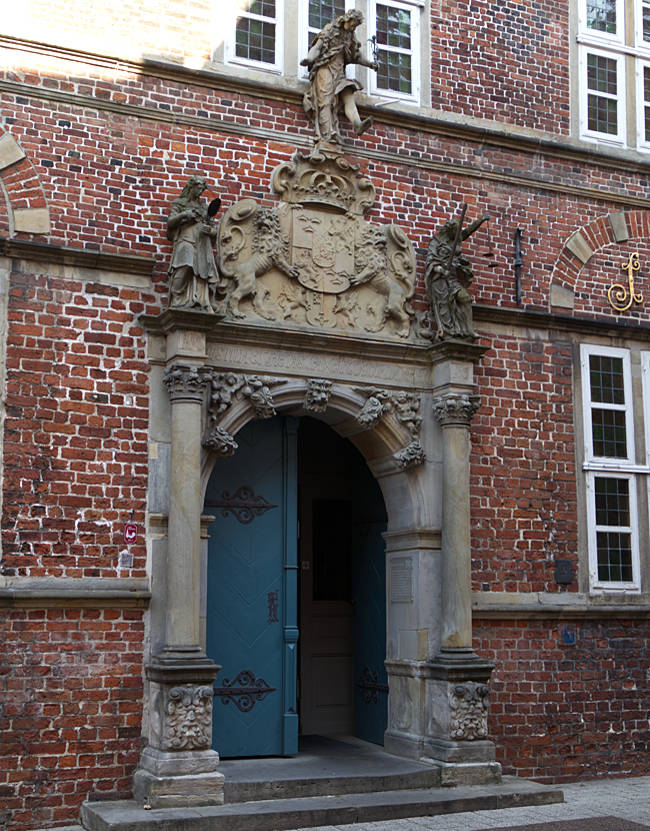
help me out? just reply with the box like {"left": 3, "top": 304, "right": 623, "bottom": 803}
{"left": 473, "top": 590, "right": 650, "bottom": 618}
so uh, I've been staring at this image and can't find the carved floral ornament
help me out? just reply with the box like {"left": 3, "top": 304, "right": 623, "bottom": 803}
{"left": 355, "top": 387, "right": 425, "bottom": 469}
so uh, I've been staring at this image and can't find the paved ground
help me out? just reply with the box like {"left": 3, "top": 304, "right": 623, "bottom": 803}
{"left": 288, "top": 775, "right": 650, "bottom": 831}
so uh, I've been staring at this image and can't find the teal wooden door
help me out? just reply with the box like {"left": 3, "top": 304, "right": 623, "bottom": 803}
{"left": 204, "top": 417, "right": 298, "bottom": 757}
{"left": 352, "top": 471, "right": 388, "bottom": 745}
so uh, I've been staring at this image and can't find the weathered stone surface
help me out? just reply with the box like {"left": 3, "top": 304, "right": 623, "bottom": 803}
{"left": 13, "top": 207, "right": 50, "bottom": 234}
{"left": 217, "top": 147, "right": 416, "bottom": 340}
{"left": 0, "top": 133, "right": 25, "bottom": 169}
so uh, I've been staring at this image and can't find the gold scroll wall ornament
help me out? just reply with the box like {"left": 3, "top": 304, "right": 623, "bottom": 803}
{"left": 608, "top": 252, "right": 643, "bottom": 312}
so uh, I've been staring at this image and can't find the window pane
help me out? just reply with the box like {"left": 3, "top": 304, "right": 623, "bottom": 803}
{"left": 594, "top": 477, "right": 629, "bottom": 526}
{"left": 235, "top": 17, "right": 276, "bottom": 63}
{"left": 309, "top": 0, "right": 345, "bottom": 30}
{"left": 589, "top": 354, "right": 625, "bottom": 403}
{"left": 644, "top": 4, "right": 650, "bottom": 42}
{"left": 587, "top": 93, "right": 618, "bottom": 134}
{"left": 586, "top": 0, "right": 617, "bottom": 34}
{"left": 377, "top": 50, "right": 412, "bottom": 93}
{"left": 587, "top": 53, "right": 617, "bottom": 95}
{"left": 591, "top": 408, "right": 627, "bottom": 457}
{"left": 247, "top": 0, "right": 276, "bottom": 16}
{"left": 376, "top": 4, "right": 411, "bottom": 49}
{"left": 596, "top": 531, "right": 633, "bottom": 581}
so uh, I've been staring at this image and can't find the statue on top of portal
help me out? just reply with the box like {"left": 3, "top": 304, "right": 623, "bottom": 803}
{"left": 425, "top": 205, "right": 489, "bottom": 341}
{"left": 301, "top": 10, "right": 378, "bottom": 145}
{"left": 166, "top": 175, "right": 221, "bottom": 313}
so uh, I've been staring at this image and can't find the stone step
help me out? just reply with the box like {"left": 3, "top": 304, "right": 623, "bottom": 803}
{"left": 81, "top": 776, "right": 564, "bottom": 831}
{"left": 219, "top": 737, "right": 443, "bottom": 803}
{"left": 223, "top": 765, "right": 439, "bottom": 802}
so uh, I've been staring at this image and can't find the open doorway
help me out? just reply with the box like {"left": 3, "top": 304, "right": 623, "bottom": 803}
{"left": 298, "top": 417, "right": 387, "bottom": 745}
{"left": 204, "top": 415, "right": 388, "bottom": 758}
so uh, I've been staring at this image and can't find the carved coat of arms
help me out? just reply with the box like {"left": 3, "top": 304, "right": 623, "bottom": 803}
{"left": 217, "top": 149, "right": 416, "bottom": 340}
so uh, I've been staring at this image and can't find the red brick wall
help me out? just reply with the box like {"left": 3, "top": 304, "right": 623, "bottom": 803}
{"left": 432, "top": 0, "right": 570, "bottom": 133}
{"left": 6, "top": 0, "right": 572, "bottom": 134}
{"left": 471, "top": 332, "right": 578, "bottom": 593}
{"left": 474, "top": 618, "right": 650, "bottom": 782}
{"left": 1, "top": 264, "right": 153, "bottom": 579}
{"left": 0, "top": 608, "right": 144, "bottom": 830}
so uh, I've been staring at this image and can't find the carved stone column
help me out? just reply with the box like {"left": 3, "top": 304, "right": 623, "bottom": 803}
{"left": 135, "top": 353, "right": 224, "bottom": 807}
{"left": 432, "top": 392, "right": 480, "bottom": 656}
{"left": 426, "top": 341, "right": 500, "bottom": 783}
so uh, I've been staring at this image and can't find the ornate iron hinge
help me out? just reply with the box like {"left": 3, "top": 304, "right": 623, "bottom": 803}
{"left": 205, "top": 485, "right": 277, "bottom": 525}
{"left": 213, "top": 670, "right": 277, "bottom": 713}
{"left": 356, "top": 667, "right": 389, "bottom": 705}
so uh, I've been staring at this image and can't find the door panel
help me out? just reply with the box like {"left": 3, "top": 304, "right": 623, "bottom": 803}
{"left": 352, "top": 518, "right": 388, "bottom": 746}
{"left": 205, "top": 417, "right": 298, "bottom": 757}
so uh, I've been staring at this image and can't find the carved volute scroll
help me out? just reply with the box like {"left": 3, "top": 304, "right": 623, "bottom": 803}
{"left": 355, "top": 387, "right": 425, "bottom": 469}
{"left": 202, "top": 372, "right": 287, "bottom": 452}
{"left": 217, "top": 146, "right": 416, "bottom": 341}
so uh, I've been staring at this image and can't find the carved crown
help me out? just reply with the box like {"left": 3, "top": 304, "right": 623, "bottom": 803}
{"left": 272, "top": 149, "right": 376, "bottom": 216}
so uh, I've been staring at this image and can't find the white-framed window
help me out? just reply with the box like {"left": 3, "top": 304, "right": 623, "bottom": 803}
{"left": 222, "top": 0, "right": 424, "bottom": 103}
{"left": 225, "top": 0, "right": 285, "bottom": 72}
{"left": 577, "top": 0, "right": 650, "bottom": 149}
{"left": 580, "top": 345, "right": 642, "bottom": 591}
{"left": 579, "top": 46, "right": 626, "bottom": 144}
{"left": 368, "top": 0, "right": 421, "bottom": 101}
{"left": 299, "top": 0, "right": 354, "bottom": 79}
{"left": 579, "top": 0, "right": 625, "bottom": 43}
{"left": 580, "top": 345, "right": 635, "bottom": 464}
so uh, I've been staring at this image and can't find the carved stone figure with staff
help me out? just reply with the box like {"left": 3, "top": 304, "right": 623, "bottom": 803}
{"left": 425, "top": 204, "right": 489, "bottom": 341}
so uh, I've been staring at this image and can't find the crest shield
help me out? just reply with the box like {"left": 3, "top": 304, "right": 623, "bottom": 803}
{"left": 291, "top": 208, "right": 354, "bottom": 294}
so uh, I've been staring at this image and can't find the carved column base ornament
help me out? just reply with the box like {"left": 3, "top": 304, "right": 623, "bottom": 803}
{"left": 450, "top": 682, "right": 489, "bottom": 741}
{"left": 432, "top": 393, "right": 480, "bottom": 426}
{"left": 424, "top": 658, "right": 499, "bottom": 774}
{"left": 135, "top": 663, "right": 224, "bottom": 808}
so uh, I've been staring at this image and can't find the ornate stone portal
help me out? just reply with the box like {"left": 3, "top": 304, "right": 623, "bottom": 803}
{"left": 217, "top": 147, "right": 416, "bottom": 339}
{"left": 134, "top": 133, "right": 499, "bottom": 811}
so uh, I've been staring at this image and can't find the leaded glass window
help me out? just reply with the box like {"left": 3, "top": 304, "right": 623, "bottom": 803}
{"left": 587, "top": 352, "right": 630, "bottom": 459}
{"left": 586, "top": 53, "right": 619, "bottom": 135}
{"left": 370, "top": 0, "right": 419, "bottom": 99}
{"left": 231, "top": 0, "right": 282, "bottom": 68}
{"left": 591, "top": 476, "right": 636, "bottom": 583}
{"left": 586, "top": 0, "right": 618, "bottom": 34}
{"left": 582, "top": 346, "right": 640, "bottom": 591}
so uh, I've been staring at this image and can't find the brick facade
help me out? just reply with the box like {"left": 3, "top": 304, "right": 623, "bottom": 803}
{"left": 0, "top": 608, "right": 144, "bottom": 829}
{"left": 1, "top": 1, "right": 649, "bottom": 828}
{"left": 474, "top": 619, "right": 650, "bottom": 781}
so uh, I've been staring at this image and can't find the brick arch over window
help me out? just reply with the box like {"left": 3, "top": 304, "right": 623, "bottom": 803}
{"left": 0, "top": 130, "right": 50, "bottom": 236}
{"left": 549, "top": 211, "right": 650, "bottom": 311}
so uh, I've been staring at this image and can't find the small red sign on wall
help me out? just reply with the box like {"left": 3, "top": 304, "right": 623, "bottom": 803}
{"left": 123, "top": 523, "right": 138, "bottom": 544}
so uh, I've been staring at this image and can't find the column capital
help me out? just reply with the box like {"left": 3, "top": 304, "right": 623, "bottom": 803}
{"left": 163, "top": 363, "right": 208, "bottom": 403}
{"left": 432, "top": 392, "right": 480, "bottom": 426}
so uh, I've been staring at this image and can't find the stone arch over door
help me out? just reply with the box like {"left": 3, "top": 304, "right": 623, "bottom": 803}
{"left": 200, "top": 377, "right": 431, "bottom": 534}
